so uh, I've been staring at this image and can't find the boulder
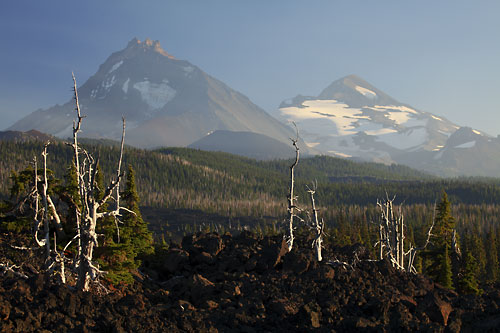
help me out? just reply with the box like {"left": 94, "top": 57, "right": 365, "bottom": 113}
{"left": 162, "top": 249, "right": 190, "bottom": 275}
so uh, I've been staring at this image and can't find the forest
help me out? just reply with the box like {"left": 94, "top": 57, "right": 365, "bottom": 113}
{"left": 1, "top": 132, "right": 499, "bottom": 293}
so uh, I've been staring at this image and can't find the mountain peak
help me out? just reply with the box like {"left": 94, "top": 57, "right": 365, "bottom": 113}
{"left": 126, "top": 37, "right": 175, "bottom": 59}
{"left": 317, "top": 74, "right": 400, "bottom": 107}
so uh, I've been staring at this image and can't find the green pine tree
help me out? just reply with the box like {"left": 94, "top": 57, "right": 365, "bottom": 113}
{"left": 458, "top": 251, "right": 481, "bottom": 294}
{"left": 485, "top": 227, "right": 499, "bottom": 283}
{"left": 437, "top": 245, "right": 453, "bottom": 289}
{"left": 458, "top": 234, "right": 481, "bottom": 295}
{"left": 95, "top": 164, "right": 153, "bottom": 285}
{"left": 120, "top": 165, "right": 154, "bottom": 261}
{"left": 435, "top": 191, "right": 455, "bottom": 250}
{"left": 425, "top": 191, "right": 456, "bottom": 289}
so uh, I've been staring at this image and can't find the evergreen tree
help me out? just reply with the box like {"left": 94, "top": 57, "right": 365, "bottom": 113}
{"left": 425, "top": 191, "right": 456, "bottom": 289}
{"left": 458, "top": 251, "right": 481, "bottom": 295}
{"left": 96, "top": 164, "right": 153, "bottom": 284}
{"left": 471, "top": 227, "right": 487, "bottom": 283}
{"left": 437, "top": 245, "right": 453, "bottom": 289}
{"left": 435, "top": 191, "right": 455, "bottom": 250}
{"left": 485, "top": 226, "right": 499, "bottom": 283}
{"left": 121, "top": 165, "right": 154, "bottom": 260}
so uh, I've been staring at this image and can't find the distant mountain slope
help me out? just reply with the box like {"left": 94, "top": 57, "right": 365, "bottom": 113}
{"left": 0, "top": 130, "right": 54, "bottom": 143}
{"left": 3, "top": 139, "right": 500, "bottom": 219}
{"left": 8, "top": 38, "right": 298, "bottom": 150}
{"left": 188, "top": 130, "right": 298, "bottom": 160}
{"left": 276, "top": 75, "right": 498, "bottom": 176}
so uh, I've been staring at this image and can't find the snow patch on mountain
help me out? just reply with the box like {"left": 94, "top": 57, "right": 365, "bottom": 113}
{"left": 355, "top": 85, "right": 377, "bottom": 99}
{"left": 122, "top": 78, "right": 130, "bottom": 94}
{"left": 455, "top": 140, "right": 476, "bottom": 148}
{"left": 133, "top": 80, "right": 176, "bottom": 109}
{"left": 369, "top": 105, "right": 418, "bottom": 114}
{"left": 280, "top": 100, "right": 370, "bottom": 136}
{"left": 101, "top": 75, "right": 116, "bottom": 92}
{"left": 183, "top": 66, "right": 194, "bottom": 76}
{"left": 386, "top": 111, "right": 412, "bottom": 125}
{"left": 109, "top": 60, "right": 123, "bottom": 73}
{"left": 376, "top": 127, "right": 428, "bottom": 150}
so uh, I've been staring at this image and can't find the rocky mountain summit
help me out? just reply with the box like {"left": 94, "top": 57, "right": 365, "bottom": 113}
{"left": 8, "top": 38, "right": 297, "bottom": 152}
{"left": 1, "top": 230, "right": 499, "bottom": 332}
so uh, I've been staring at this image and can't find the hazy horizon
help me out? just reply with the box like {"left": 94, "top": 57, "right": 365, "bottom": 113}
{"left": 1, "top": 1, "right": 499, "bottom": 135}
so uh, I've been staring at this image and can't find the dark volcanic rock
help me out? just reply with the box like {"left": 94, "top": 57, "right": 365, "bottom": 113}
{"left": 162, "top": 248, "right": 190, "bottom": 275}
{"left": 1, "top": 231, "right": 500, "bottom": 332}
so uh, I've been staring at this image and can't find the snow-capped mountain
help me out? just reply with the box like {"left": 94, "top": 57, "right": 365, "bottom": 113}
{"left": 276, "top": 75, "right": 499, "bottom": 176}
{"left": 9, "top": 38, "right": 298, "bottom": 150}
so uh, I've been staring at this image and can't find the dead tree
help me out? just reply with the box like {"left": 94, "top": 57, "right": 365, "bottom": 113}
{"left": 376, "top": 195, "right": 406, "bottom": 270}
{"left": 405, "top": 218, "right": 435, "bottom": 273}
{"left": 70, "top": 73, "right": 129, "bottom": 291}
{"left": 376, "top": 196, "right": 436, "bottom": 273}
{"left": 28, "top": 142, "right": 64, "bottom": 261}
{"left": 31, "top": 156, "right": 47, "bottom": 251}
{"left": 41, "top": 142, "right": 52, "bottom": 260}
{"left": 306, "top": 182, "right": 324, "bottom": 262}
{"left": 284, "top": 124, "right": 300, "bottom": 252}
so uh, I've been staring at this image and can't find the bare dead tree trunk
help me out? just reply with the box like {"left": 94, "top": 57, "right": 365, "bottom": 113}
{"left": 405, "top": 203, "right": 436, "bottom": 273}
{"left": 376, "top": 195, "right": 406, "bottom": 270}
{"left": 378, "top": 224, "right": 384, "bottom": 260}
{"left": 32, "top": 157, "right": 47, "bottom": 248}
{"left": 46, "top": 195, "right": 65, "bottom": 238}
{"left": 41, "top": 142, "right": 51, "bottom": 260}
{"left": 307, "top": 182, "right": 324, "bottom": 261}
{"left": 399, "top": 213, "right": 404, "bottom": 268}
{"left": 113, "top": 117, "right": 126, "bottom": 243}
{"left": 451, "top": 229, "right": 461, "bottom": 257}
{"left": 72, "top": 72, "right": 84, "bottom": 266}
{"left": 285, "top": 124, "right": 300, "bottom": 252}
{"left": 71, "top": 73, "right": 129, "bottom": 291}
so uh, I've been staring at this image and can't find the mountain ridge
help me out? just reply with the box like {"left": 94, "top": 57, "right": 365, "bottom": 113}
{"left": 8, "top": 38, "right": 299, "bottom": 151}
{"left": 276, "top": 74, "right": 499, "bottom": 176}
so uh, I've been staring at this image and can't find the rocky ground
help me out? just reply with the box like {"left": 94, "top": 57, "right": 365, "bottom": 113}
{"left": 1, "top": 230, "right": 500, "bottom": 332}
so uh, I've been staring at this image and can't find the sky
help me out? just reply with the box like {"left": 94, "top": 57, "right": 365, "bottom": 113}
{"left": 1, "top": 1, "right": 499, "bottom": 135}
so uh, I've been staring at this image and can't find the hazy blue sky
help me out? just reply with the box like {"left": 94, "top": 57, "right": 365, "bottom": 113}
{"left": 1, "top": 1, "right": 499, "bottom": 135}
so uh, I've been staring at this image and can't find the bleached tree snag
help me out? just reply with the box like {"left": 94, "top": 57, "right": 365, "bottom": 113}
{"left": 51, "top": 232, "right": 66, "bottom": 284}
{"left": 112, "top": 117, "right": 126, "bottom": 243}
{"left": 32, "top": 156, "right": 47, "bottom": 248}
{"left": 71, "top": 74, "right": 129, "bottom": 291}
{"left": 284, "top": 123, "right": 300, "bottom": 252}
{"left": 375, "top": 195, "right": 406, "bottom": 270}
{"left": 306, "top": 182, "right": 324, "bottom": 262}
{"left": 46, "top": 195, "right": 65, "bottom": 238}
{"left": 405, "top": 202, "right": 436, "bottom": 273}
{"left": 452, "top": 229, "right": 461, "bottom": 257}
{"left": 0, "top": 262, "right": 28, "bottom": 279}
{"left": 72, "top": 72, "right": 83, "bottom": 264}
{"left": 41, "top": 142, "right": 51, "bottom": 260}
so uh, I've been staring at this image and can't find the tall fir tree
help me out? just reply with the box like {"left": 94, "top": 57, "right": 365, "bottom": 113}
{"left": 121, "top": 164, "right": 154, "bottom": 261}
{"left": 435, "top": 191, "right": 455, "bottom": 250}
{"left": 485, "top": 226, "right": 499, "bottom": 283}
{"left": 95, "top": 164, "right": 153, "bottom": 284}
{"left": 425, "top": 191, "right": 456, "bottom": 289}
{"left": 458, "top": 251, "right": 481, "bottom": 295}
{"left": 438, "top": 245, "right": 454, "bottom": 289}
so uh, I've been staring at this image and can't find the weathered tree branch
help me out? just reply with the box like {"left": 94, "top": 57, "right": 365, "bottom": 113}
{"left": 306, "top": 181, "right": 324, "bottom": 262}
{"left": 284, "top": 122, "right": 300, "bottom": 252}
